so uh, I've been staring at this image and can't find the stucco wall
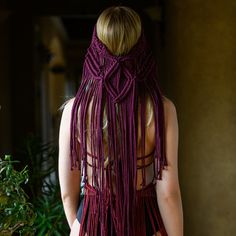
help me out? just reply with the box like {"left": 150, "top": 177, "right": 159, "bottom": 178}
{"left": 163, "top": 1, "right": 236, "bottom": 235}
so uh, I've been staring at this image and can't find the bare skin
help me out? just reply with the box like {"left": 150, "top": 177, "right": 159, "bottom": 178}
{"left": 59, "top": 96, "right": 183, "bottom": 236}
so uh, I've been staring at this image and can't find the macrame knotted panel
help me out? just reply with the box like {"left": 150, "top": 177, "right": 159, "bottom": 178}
{"left": 70, "top": 26, "right": 168, "bottom": 236}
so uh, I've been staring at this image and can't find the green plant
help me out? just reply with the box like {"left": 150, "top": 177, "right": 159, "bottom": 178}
{"left": 16, "top": 136, "right": 59, "bottom": 199}
{"left": 16, "top": 136, "right": 70, "bottom": 235}
{"left": 33, "top": 185, "right": 69, "bottom": 236}
{"left": 0, "top": 155, "right": 36, "bottom": 235}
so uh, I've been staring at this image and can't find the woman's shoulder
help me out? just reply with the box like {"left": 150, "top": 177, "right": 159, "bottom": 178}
{"left": 59, "top": 97, "right": 75, "bottom": 113}
{"left": 60, "top": 97, "right": 82, "bottom": 142}
{"left": 59, "top": 98, "right": 76, "bottom": 127}
{"left": 162, "top": 95, "right": 178, "bottom": 124}
{"left": 162, "top": 95, "right": 176, "bottom": 109}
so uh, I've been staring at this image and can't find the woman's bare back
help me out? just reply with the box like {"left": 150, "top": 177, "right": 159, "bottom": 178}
{"left": 78, "top": 95, "right": 157, "bottom": 191}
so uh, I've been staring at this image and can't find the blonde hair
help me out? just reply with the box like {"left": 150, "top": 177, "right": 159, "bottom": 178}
{"left": 95, "top": 7, "right": 153, "bottom": 132}
{"left": 96, "top": 6, "right": 142, "bottom": 56}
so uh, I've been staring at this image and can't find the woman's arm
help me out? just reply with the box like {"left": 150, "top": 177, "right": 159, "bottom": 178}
{"left": 155, "top": 97, "right": 184, "bottom": 236}
{"left": 58, "top": 98, "right": 81, "bottom": 228}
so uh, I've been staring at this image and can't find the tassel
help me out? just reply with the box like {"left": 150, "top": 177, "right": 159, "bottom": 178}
{"left": 70, "top": 26, "right": 168, "bottom": 235}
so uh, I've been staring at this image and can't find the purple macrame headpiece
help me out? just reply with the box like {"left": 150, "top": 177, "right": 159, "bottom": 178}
{"left": 70, "top": 25, "right": 167, "bottom": 235}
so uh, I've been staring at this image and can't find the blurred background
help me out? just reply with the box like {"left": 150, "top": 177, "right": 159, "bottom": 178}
{"left": 0, "top": 0, "right": 235, "bottom": 235}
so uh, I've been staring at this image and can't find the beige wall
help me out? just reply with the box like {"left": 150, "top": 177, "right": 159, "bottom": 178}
{"left": 39, "top": 17, "right": 67, "bottom": 115}
{"left": 164, "top": 1, "right": 236, "bottom": 235}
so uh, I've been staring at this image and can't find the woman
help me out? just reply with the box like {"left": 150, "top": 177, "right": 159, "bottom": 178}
{"left": 59, "top": 6, "right": 183, "bottom": 236}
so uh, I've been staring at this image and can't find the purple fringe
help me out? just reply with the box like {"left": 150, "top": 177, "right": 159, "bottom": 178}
{"left": 70, "top": 26, "right": 168, "bottom": 235}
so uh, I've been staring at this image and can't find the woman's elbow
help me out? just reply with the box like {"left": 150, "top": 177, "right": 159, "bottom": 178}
{"left": 60, "top": 188, "right": 81, "bottom": 203}
{"left": 161, "top": 190, "right": 182, "bottom": 203}
{"left": 61, "top": 191, "right": 71, "bottom": 202}
{"left": 156, "top": 183, "right": 182, "bottom": 201}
